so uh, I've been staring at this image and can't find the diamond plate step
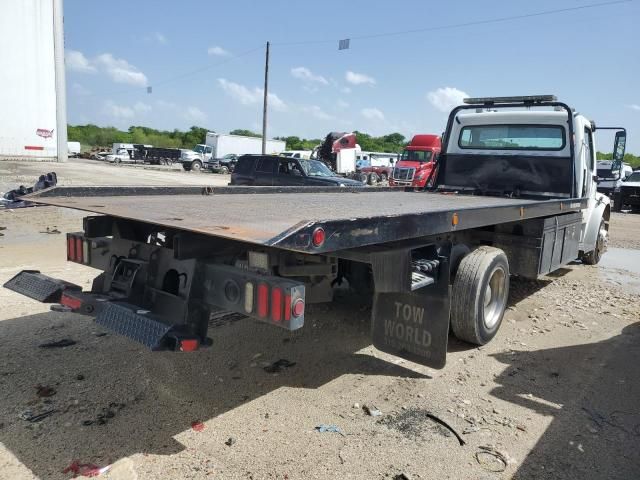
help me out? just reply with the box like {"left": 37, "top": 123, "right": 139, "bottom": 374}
{"left": 3, "top": 270, "right": 81, "bottom": 303}
{"left": 95, "top": 302, "right": 173, "bottom": 350}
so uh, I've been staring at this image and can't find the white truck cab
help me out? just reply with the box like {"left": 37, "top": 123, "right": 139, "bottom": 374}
{"left": 442, "top": 95, "right": 626, "bottom": 264}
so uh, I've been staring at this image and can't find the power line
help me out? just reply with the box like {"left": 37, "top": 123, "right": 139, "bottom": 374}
{"left": 85, "top": 45, "right": 263, "bottom": 98}
{"left": 273, "top": 0, "right": 634, "bottom": 46}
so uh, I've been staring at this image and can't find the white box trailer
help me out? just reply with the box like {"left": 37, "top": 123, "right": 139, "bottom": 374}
{"left": 0, "top": 0, "right": 67, "bottom": 161}
{"left": 182, "top": 133, "right": 286, "bottom": 171}
{"left": 206, "top": 133, "right": 285, "bottom": 158}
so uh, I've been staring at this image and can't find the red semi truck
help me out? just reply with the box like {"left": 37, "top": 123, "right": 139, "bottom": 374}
{"left": 389, "top": 134, "right": 441, "bottom": 187}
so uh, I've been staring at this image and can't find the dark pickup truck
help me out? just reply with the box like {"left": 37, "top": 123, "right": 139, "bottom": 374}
{"left": 230, "top": 155, "right": 364, "bottom": 187}
{"left": 3, "top": 96, "right": 622, "bottom": 370}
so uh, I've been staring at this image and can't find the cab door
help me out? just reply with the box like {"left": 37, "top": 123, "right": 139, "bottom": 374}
{"left": 276, "top": 158, "right": 306, "bottom": 186}
{"left": 253, "top": 156, "right": 277, "bottom": 186}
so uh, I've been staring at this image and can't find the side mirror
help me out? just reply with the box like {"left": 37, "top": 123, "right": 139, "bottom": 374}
{"left": 612, "top": 131, "right": 626, "bottom": 169}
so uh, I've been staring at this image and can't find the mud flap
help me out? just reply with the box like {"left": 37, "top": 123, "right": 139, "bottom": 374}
{"left": 371, "top": 254, "right": 450, "bottom": 369}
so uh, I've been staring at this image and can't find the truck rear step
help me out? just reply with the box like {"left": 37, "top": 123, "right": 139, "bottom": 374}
{"left": 4, "top": 270, "right": 80, "bottom": 302}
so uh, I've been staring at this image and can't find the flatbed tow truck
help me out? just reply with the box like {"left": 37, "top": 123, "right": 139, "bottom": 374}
{"left": 4, "top": 96, "right": 623, "bottom": 369}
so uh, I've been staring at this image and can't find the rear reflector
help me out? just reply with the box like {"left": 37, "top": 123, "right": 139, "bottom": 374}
{"left": 179, "top": 339, "right": 199, "bottom": 352}
{"left": 271, "top": 287, "right": 282, "bottom": 322}
{"left": 257, "top": 283, "right": 268, "bottom": 318}
{"left": 60, "top": 293, "right": 82, "bottom": 310}
{"left": 83, "top": 240, "right": 90, "bottom": 264}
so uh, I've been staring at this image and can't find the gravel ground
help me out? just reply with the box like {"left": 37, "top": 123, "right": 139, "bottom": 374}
{"left": 0, "top": 160, "right": 638, "bottom": 480}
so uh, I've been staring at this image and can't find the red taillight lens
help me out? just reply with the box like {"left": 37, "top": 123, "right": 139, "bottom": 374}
{"left": 60, "top": 293, "right": 82, "bottom": 310}
{"left": 292, "top": 299, "right": 305, "bottom": 317}
{"left": 75, "top": 237, "right": 83, "bottom": 263}
{"left": 67, "top": 236, "right": 76, "bottom": 261}
{"left": 284, "top": 294, "right": 291, "bottom": 321}
{"left": 271, "top": 287, "right": 282, "bottom": 322}
{"left": 257, "top": 283, "right": 269, "bottom": 318}
{"left": 179, "top": 339, "right": 199, "bottom": 352}
{"left": 312, "top": 227, "right": 325, "bottom": 247}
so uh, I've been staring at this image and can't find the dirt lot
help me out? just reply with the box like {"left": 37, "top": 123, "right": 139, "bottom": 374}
{"left": 0, "top": 160, "right": 639, "bottom": 480}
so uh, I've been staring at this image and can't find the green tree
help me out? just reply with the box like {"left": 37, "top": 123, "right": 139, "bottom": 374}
{"left": 229, "top": 129, "right": 262, "bottom": 138}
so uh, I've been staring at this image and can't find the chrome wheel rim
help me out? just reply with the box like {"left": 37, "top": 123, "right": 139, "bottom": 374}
{"left": 483, "top": 266, "right": 507, "bottom": 329}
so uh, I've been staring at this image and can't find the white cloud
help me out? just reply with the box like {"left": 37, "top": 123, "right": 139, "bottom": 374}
{"left": 95, "top": 53, "right": 148, "bottom": 87}
{"left": 427, "top": 87, "right": 469, "bottom": 112}
{"left": 208, "top": 46, "right": 230, "bottom": 56}
{"left": 66, "top": 50, "right": 96, "bottom": 73}
{"left": 133, "top": 102, "right": 152, "bottom": 113}
{"left": 184, "top": 106, "right": 207, "bottom": 123}
{"left": 217, "top": 78, "right": 287, "bottom": 111}
{"left": 291, "top": 67, "right": 328, "bottom": 85}
{"left": 103, "top": 100, "right": 135, "bottom": 119}
{"left": 346, "top": 71, "right": 376, "bottom": 86}
{"left": 361, "top": 108, "right": 385, "bottom": 121}
{"left": 72, "top": 83, "right": 91, "bottom": 96}
{"left": 337, "top": 100, "right": 349, "bottom": 109}
{"left": 628, "top": 104, "right": 640, "bottom": 111}
{"left": 156, "top": 99, "right": 177, "bottom": 109}
{"left": 302, "top": 105, "right": 334, "bottom": 121}
{"left": 341, "top": 86, "right": 352, "bottom": 94}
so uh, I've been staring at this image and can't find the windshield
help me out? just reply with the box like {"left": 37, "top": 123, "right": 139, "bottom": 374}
{"left": 299, "top": 159, "right": 334, "bottom": 177}
{"left": 401, "top": 150, "right": 433, "bottom": 162}
{"left": 459, "top": 124, "right": 566, "bottom": 150}
{"left": 193, "top": 144, "right": 205, "bottom": 154}
{"left": 626, "top": 172, "right": 640, "bottom": 182}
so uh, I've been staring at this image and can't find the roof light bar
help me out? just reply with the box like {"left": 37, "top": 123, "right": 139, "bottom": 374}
{"left": 463, "top": 95, "right": 557, "bottom": 105}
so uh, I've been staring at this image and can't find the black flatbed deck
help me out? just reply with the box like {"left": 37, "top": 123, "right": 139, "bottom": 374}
{"left": 25, "top": 186, "right": 587, "bottom": 253}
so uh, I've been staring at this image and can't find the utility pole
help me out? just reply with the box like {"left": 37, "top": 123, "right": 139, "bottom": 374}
{"left": 261, "top": 41, "right": 270, "bottom": 154}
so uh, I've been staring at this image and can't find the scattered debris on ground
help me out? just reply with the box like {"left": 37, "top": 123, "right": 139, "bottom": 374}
{"left": 263, "top": 358, "right": 296, "bottom": 373}
{"left": 362, "top": 405, "right": 383, "bottom": 417}
{"left": 316, "top": 424, "right": 345, "bottom": 436}
{"left": 62, "top": 460, "right": 111, "bottom": 477}
{"left": 38, "top": 338, "right": 76, "bottom": 348}
{"left": 191, "top": 421, "right": 205, "bottom": 432}
{"left": 474, "top": 445, "right": 509, "bottom": 473}
{"left": 35, "top": 385, "right": 56, "bottom": 397}
{"left": 19, "top": 409, "right": 56, "bottom": 423}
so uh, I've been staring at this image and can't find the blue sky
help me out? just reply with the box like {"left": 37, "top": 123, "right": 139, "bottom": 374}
{"left": 65, "top": 0, "right": 640, "bottom": 152}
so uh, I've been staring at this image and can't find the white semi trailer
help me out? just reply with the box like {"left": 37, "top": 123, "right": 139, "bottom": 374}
{"left": 181, "top": 133, "right": 286, "bottom": 171}
{"left": 0, "top": 0, "right": 67, "bottom": 161}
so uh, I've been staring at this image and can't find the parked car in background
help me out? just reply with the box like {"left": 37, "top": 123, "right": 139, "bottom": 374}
{"left": 281, "top": 150, "right": 312, "bottom": 159}
{"left": 596, "top": 160, "right": 633, "bottom": 196}
{"left": 208, "top": 154, "right": 239, "bottom": 174}
{"left": 105, "top": 148, "right": 133, "bottom": 164}
{"left": 230, "top": 154, "right": 365, "bottom": 186}
{"left": 91, "top": 151, "right": 111, "bottom": 161}
{"left": 617, "top": 170, "right": 640, "bottom": 213}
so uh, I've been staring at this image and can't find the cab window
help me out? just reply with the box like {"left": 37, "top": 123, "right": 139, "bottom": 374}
{"left": 278, "top": 159, "right": 304, "bottom": 176}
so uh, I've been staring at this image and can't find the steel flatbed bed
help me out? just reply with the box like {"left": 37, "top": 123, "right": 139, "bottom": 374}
{"left": 26, "top": 186, "right": 587, "bottom": 253}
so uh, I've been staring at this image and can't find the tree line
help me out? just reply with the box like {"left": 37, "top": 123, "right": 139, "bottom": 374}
{"left": 68, "top": 124, "right": 638, "bottom": 165}
{"left": 67, "top": 125, "right": 410, "bottom": 153}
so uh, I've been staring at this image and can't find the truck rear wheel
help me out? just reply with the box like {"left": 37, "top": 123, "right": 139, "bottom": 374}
{"left": 451, "top": 246, "right": 509, "bottom": 345}
{"left": 182, "top": 163, "right": 191, "bottom": 171}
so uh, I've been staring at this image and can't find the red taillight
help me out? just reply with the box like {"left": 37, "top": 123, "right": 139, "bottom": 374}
{"left": 67, "top": 236, "right": 76, "bottom": 261}
{"left": 312, "top": 227, "right": 325, "bottom": 247}
{"left": 60, "top": 293, "right": 82, "bottom": 310}
{"left": 180, "top": 339, "right": 199, "bottom": 352}
{"left": 257, "top": 283, "right": 269, "bottom": 318}
{"left": 271, "top": 287, "right": 282, "bottom": 322}
{"left": 284, "top": 294, "right": 291, "bottom": 321}
{"left": 292, "top": 299, "right": 305, "bottom": 317}
{"left": 75, "top": 237, "right": 83, "bottom": 263}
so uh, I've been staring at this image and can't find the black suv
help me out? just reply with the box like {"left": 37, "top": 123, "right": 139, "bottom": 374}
{"left": 230, "top": 155, "right": 365, "bottom": 186}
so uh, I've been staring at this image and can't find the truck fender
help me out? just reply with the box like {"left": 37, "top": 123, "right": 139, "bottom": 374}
{"left": 582, "top": 194, "right": 610, "bottom": 253}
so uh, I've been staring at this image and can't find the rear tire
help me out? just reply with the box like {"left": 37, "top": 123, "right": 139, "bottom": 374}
{"left": 182, "top": 163, "right": 192, "bottom": 172}
{"left": 451, "top": 246, "right": 509, "bottom": 345}
{"left": 220, "top": 166, "right": 229, "bottom": 174}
